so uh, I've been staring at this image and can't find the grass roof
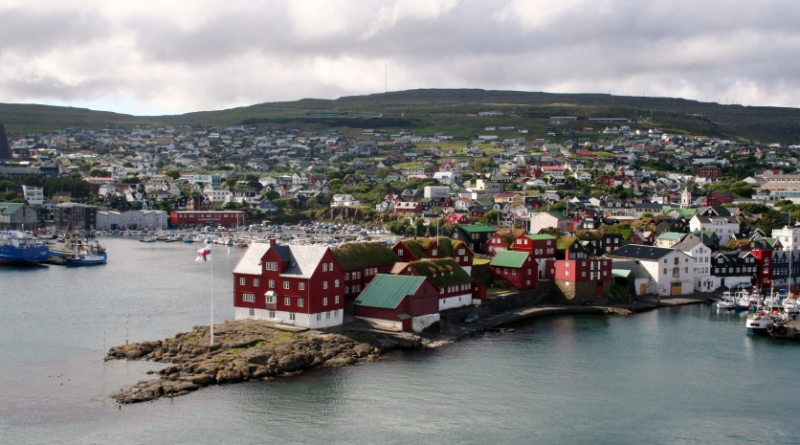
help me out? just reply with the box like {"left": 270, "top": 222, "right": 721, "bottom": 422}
{"left": 332, "top": 242, "right": 401, "bottom": 271}
{"left": 408, "top": 258, "right": 472, "bottom": 287}
{"left": 599, "top": 225, "right": 621, "bottom": 235}
{"left": 576, "top": 229, "right": 602, "bottom": 240}
{"left": 556, "top": 236, "right": 578, "bottom": 251}
{"left": 402, "top": 236, "right": 459, "bottom": 259}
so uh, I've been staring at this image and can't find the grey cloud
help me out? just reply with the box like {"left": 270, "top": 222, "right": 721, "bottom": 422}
{"left": 0, "top": 8, "right": 112, "bottom": 55}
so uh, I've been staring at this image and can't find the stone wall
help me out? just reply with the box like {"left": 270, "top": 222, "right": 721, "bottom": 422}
{"left": 552, "top": 280, "right": 612, "bottom": 304}
{"left": 439, "top": 280, "right": 555, "bottom": 327}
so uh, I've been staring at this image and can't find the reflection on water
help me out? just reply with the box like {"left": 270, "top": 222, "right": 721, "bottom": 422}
{"left": 2, "top": 241, "right": 800, "bottom": 444}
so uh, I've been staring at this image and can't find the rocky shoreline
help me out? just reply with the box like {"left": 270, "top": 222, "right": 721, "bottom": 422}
{"left": 106, "top": 320, "right": 426, "bottom": 404}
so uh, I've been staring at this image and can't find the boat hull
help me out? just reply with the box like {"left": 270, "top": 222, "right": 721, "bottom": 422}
{"left": 0, "top": 244, "right": 50, "bottom": 265}
{"left": 65, "top": 253, "right": 107, "bottom": 267}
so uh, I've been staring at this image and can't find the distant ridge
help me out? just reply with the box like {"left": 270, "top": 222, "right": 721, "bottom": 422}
{"left": 0, "top": 89, "right": 799, "bottom": 143}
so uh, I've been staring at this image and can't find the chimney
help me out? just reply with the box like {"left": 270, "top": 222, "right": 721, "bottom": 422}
{"left": 269, "top": 238, "right": 276, "bottom": 246}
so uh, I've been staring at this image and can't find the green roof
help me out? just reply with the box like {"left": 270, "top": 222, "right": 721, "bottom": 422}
{"left": 0, "top": 203, "right": 24, "bottom": 216}
{"left": 408, "top": 258, "right": 472, "bottom": 287}
{"left": 612, "top": 269, "right": 631, "bottom": 278}
{"left": 599, "top": 225, "right": 621, "bottom": 235}
{"left": 332, "top": 242, "right": 401, "bottom": 271}
{"left": 457, "top": 224, "right": 497, "bottom": 234}
{"left": 490, "top": 251, "right": 529, "bottom": 268}
{"left": 657, "top": 232, "right": 684, "bottom": 239}
{"left": 526, "top": 233, "right": 556, "bottom": 241}
{"left": 354, "top": 275, "right": 426, "bottom": 309}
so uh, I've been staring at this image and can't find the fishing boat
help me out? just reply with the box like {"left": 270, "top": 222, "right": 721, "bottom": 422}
{"left": 734, "top": 290, "right": 752, "bottom": 311}
{"left": 784, "top": 298, "right": 799, "bottom": 314}
{"left": 717, "top": 292, "right": 736, "bottom": 310}
{"left": 0, "top": 230, "right": 50, "bottom": 265}
{"left": 139, "top": 235, "right": 157, "bottom": 243}
{"left": 65, "top": 251, "right": 107, "bottom": 267}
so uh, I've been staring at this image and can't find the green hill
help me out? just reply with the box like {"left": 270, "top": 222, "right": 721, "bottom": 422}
{"left": 2, "top": 89, "right": 799, "bottom": 143}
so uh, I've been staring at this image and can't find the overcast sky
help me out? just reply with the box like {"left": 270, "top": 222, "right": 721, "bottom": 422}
{"left": 1, "top": 0, "right": 799, "bottom": 116}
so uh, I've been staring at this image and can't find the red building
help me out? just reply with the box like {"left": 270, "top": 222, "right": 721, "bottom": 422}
{"left": 489, "top": 251, "right": 538, "bottom": 290}
{"left": 169, "top": 210, "right": 246, "bottom": 228}
{"left": 706, "top": 192, "right": 735, "bottom": 207}
{"left": 553, "top": 258, "right": 612, "bottom": 299}
{"left": 394, "top": 201, "right": 423, "bottom": 215}
{"left": 331, "top": 242, "right": 401, "bottom": 300}
{"left": 392, "top": 237, "right": 474, "bottom": 273}
{"left": 232, "top": 240, "right": 345, "bottom": 329}
{"left": 697, "top": 167, "right": 723, "bottom": 178}
{"left": 512, "top": 233, "right": 557, "bottom": 278}
{"left": 445, "top": 213, "right": 469, "bottom": 225}
{"left": 392, "top": 258, "right": 483, "bottom": 309}
{"left": 486, "top": 232, "right": 513, "bottom": 256}
{"left": 353, "top": 274, "right": 441, "bottom": 332}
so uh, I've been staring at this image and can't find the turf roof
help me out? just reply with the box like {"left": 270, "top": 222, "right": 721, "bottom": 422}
{"left": 408, "top": 258, "right": 472, "bottom": 287}
{"left": 332, "top": 242, "right": 401, "bottom": 271}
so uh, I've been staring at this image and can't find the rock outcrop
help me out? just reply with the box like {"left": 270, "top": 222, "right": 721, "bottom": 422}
{"left": 107, "top": 320, "right": 425, "bottom": 404}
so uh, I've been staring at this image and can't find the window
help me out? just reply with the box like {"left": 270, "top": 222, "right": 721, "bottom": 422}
{"left": 528, "top": 269, "right": 531, "bottom": 275}
{"left": 298, "top": 298, "right": 304, "bottom": 307}
{"left": 512, "top": 269, "right": 516, "bottom": 275}
{"left": 254, "top": 279, "right": 260, "bottom": 287}
{"left": 249, "top": 308, "right": 254, "bottom": 316}
{"left": 398, "top": 249, "right": 404, "bottom": 256}
{"left": 335, "top": 279, "right": 340, "bottom": 288}
{"left": 316, "top": 313, "right": 321, "bottom": 321}
{"left": 334, "top": 310, "right": 338, "bottom": 317}
{"left": 329, "top": 262, "right": 334, "bottom": 271}
{"left": 266, "top": 262, "right": 278, "bottom": 271}
{"left": 345, "top": 272, "right": 350, "bottom": 280}
{"left": 326, "top": 312, "right": 331, "bottom": 319}
{"left": 299, "top": 282, "right": 305, "bottom": 290}
{"left": 283, "top": 281, "right": 290, "bottom": 289}
{"left": 322, "top": 263, "right": 328, "bottom": 272}
{"left": 459, "top": 248, "right": 465, "bottom": 255}
{"left": 323, "top": 281, "right": 328, "bottom": 289}
{"left": 323, "top": 297, "right": 328, "bottom": 306}
{"left": 239, "top": 277, "right": 246, "bottom": 286}
{"left": 432, "top": 249, "right": 438, "bottom": 256}
{"left": 345, "top": 286, "right": 350, "bottom": 294}
{"left": 663, "top": 268, "right": 667, "bottom": 274}
{"left": 284, "top": 297, "right": 291, "bottom": 306}
{"left": 269, "top": 279, "right": 275, "bottom": 288}
{"left": 266, "top": 295, "right": 275, "bottom": 304}
{"left": 269, "top": 311, "right": 275, "bottom": 318}
{"left": 243, "top": 293, "right": 255, "bottom": 303}
{"left": 289, "top": 313, "right": 295, "bottom": 321}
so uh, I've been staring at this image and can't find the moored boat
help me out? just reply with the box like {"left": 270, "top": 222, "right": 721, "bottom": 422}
{"left": 0, "top": 230, "right": 50, "bottom": 265}
{"left": 65, "top": 251, "right": 107, "bottom": 267}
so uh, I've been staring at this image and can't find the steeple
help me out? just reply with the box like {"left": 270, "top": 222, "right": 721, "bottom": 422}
{"left": 680, "top": 187, "right": 691, "bottom": 209}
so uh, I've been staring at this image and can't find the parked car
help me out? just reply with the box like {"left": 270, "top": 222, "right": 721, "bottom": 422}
{"left": 463, "top": 313, "right": 480, "bottom": 324}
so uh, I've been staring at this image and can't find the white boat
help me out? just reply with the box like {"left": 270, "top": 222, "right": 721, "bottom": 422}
{"left": 717, "top": 297, "right": 736, "bottom": 310}
{"left": 139, "top": 235, "right": 157, "bottom": 243}
{"left": 783, "top": 298, "right": 799, "bottom": 314}
{"left": 734, "top": 290, "right": 751, "bottom": 311}
{"left": 746, "top": 309, "right": 775, "bottom": 334}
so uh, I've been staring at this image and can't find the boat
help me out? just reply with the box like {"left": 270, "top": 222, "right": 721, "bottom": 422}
{"left": 0, "top": 230, "right": 50, "bottom": 265}
{"left": 139, "top": 235, "right": 157, "bottom": 243}
{"left": 784, "top": 298, "right": 799, "bottom": 314}
{"left": 717, "top": 293, "right": 736, "bottom": 310}
{"left": 65, "top": 251, "right": 107, "bottom": 267}
{"left": 734, "top": 290, "right": 751, "bottom": 311}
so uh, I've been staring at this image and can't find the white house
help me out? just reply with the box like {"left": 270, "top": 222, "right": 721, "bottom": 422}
{"left": 674, "top": 234, "right": 718, "bottom": 292}
{"left": 433, "top": 171, "right": 454, "bottom": 185}
{"left": 529, "top": 211, "right": 568, "bottom": 234}
{"left": 606, "top": 244, "right": 695, "bottom": 297}
{"left": 331, "top": 194, "right": 360, "bottom": 208}
{"left": 689, "top": 215, "right": 740, "bottom": 246}
{"left": 424, "top": 186, "right": 451, "bottom": 199}
{"left": 771, "top": 225, "right": 800, "bottom": 251}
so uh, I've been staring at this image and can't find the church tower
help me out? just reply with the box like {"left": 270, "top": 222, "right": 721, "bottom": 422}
{"left": 680, "top": 187, "right": 692, "bottom": 209}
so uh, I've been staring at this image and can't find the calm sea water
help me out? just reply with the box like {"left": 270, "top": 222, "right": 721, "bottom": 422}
{"left": 2, "top": 239, "right": 800, "bottom": 445}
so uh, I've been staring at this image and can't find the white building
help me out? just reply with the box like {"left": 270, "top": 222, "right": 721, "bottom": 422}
{"left": 330, "top": 194, "right": 360, "bottom": 207}
{"left": 433, "top": 171, "right": 454, "bottom": 185}
{"left": 529, "top": 211, "right": 568, "bottom": 234}
{"left": 689, "top": 215, "right": 740, "bottom": 246}
{"left": 772, "top": 225, "right": 800, "bottom": 251}
{"left": 674, "top": 234, "right": 718, "bottom": 292}
{"left": 21, "top": 185, "right": 44, "bottom": 205}
{"left": 424, "top": 186, "right": 451, "bottom": 199}
{"left": 606, "top": 245, "right": 695, "bottom": 297}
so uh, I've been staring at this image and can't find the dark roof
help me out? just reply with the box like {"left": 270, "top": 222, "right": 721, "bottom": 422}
{"left": 606, "top": 244, "right": 676, "bottom": 260}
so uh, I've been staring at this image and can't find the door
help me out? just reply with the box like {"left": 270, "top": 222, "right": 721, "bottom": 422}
{"left": 671, "top": 282, "right": 682, "bottom": 296}
{"left": 639, "top": 283, "right": 647, "bottom": 295}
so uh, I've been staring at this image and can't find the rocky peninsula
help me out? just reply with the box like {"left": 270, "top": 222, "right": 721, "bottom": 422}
{"left": 106, "top": 319, "right": 426, "bottom": 404}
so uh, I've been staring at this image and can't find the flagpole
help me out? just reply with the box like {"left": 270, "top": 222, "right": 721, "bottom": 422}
{"left": 210, "top": 245, "right": 214, "bottom": 346}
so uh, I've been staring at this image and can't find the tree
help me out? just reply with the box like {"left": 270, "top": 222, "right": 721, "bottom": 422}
{"left": 483, "top": 210, "right": 501, "bottom": 225}
{"left": 89, "top": 169, "right": 111, "bottom": 177}
{"left": 165, "top": 169, "right": 181, "bottom": 180}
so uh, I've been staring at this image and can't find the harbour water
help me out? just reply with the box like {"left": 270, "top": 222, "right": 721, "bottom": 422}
{"left": 2, "top": 239, "right": 800, "bottom": 444}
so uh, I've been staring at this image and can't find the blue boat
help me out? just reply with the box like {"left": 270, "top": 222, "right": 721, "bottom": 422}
{"left": 0, "top": 230, "right": 50, "bottom": 265}
{"left": 65, "top": 252, "right": 107, "bottom": 267}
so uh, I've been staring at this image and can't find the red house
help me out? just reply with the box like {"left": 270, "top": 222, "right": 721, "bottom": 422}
{"left": 697, "top": 167, "right": 722, "bottom": 178}
{"left": 486, "top": 232, "right": 513, "bottom": 256}
{"left": 706, "top": 192, "right": 735, "bottom": 207}
{"left": 232, "top": 240, "right": 345, "bottom": 329}
{"left": 394, "top": 201, "right": 423, "bottom": 215}
{"left": 445, "top": 213, "right": 469, "bottom": 225}
{"left": 512, "top": 233, "right": 557, "bottom": 278}
{"left": 170, "top": 210, "right": 246, "bottom": 228}
{"left": 392, "top": 258, "right": 482, "bottom": 309}
{"left": 331, "top": 242, "right": 401, "bottom": 300}
{"left": 553, "top": 257, "right": 612, "bottom": 299}
{"left": 489, "top": 251, "right": 538, "bottom": 290}
{"left": 353, "top": 274, "right": 441, "bottom": 332}
{"left": 392, "top": 237, "right": 474, "bottom": 273}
